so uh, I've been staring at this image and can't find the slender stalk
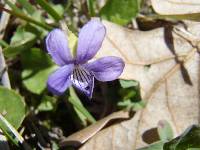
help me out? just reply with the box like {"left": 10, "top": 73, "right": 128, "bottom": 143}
{"left": 35, "top": 0, "right": 62, "bottom": 21}
{"left": 0, "top": 4, "right": 52, "bottom": 31}
{"left": 4, "top": 0, "right": 22, "bottom": 14}
{"left": 86, "top": 0, "right": 96, "bottom": 17}
{"left": 69, "top": 87, "right": 96, "bottom": 123}
{"left": 17, "top": 0, "right": 36, "bottom": 14}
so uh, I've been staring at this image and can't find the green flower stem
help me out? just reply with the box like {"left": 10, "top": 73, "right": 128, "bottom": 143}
{"left": 87, "top": 0, "right": 96, "bottom": 17}
{"left": 69, "top": 87, "right": 96, "bottom": 124}
{"left": 0, "top": 4, "right": 52, "bottom": 31}
{"left": 4, "top": 0, "right": 22, "bottom": 14}
{"left": 18, "top": 0, "right": 36, "bottom": 15}
{"left": 35, "top": 0, "right": 62, "bottom": 21}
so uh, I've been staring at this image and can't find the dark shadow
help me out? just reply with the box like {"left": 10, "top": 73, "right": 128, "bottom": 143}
{"left": 142, "top": 128, "right": 160, "bottom": 144}
{"left": 23, "top": 114, "right": 52, "bottom": 150}
{"left": 21, "top": 142, "right": 32, "bottom": 150}
{"left": 0, "top": 138, "right": 9, "bottom": 150}
{"left": 60, "top": 140, "right": 81, "bottom": 148}
{"left": 0, "top": 67, "right": 7, "bottom": 85}
{"left": 164, "top": 25, "right": 193, "bottom": 86}
{"left": 0, "top": 132, "right": 30, "bottom": 150}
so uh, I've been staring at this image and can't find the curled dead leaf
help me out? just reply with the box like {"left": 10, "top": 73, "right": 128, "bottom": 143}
{"left": 60, "top": 110, "right": 130, "bottom": 147}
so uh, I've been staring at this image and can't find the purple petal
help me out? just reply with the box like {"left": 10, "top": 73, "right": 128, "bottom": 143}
{"left": 84, "top": 56, "right": 125, "bottom": 81}
{"left": 76, "top": 19, "right": 106, "bottom": 64}
{"left": 46, "top": 29, "right": 73, "bottom": 66}
{"left": 47, "top": 64, "right": 74, "bottom": 95}
{"left": 70, "top": 66, "right": 94, "bottom": 98}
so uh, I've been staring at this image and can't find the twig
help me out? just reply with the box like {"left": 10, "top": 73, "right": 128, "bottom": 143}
{"left": 0, "top": 47, "right": 10, "bottom": 88}
{"left": 173, "top": 26, "right": 200, "bottom": 47}
{"left": 0, "top": 3, "right": 11, "bottom": 89}
{"left": 0, "top": 1, "right": 13, "bottom": 150}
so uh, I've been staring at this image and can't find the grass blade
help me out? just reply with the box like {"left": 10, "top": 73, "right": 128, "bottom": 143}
{"left": 35, "top": 0, "right": 62, "bottom": 21}
{"left": 0, "top": 114, "right": 32, "bottom": 150}
{"left": 0, "top": 114, "right": 23, "bottom": 146}
{"left": 86, "top": 0, "right": 96, "bottom": 17}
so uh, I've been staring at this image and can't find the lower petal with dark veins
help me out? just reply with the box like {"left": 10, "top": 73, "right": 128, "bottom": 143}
{"left": 70, "top": 65, "right": 94, "bottom": 98}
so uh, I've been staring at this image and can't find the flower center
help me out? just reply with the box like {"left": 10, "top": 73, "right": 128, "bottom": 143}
{"left": 70, "top": 65, "right": 94, "bottom": 97}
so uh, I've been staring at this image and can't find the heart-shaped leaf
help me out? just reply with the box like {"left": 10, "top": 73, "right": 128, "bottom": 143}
{"left": 0, "top": 86, "right": 26, "bottom": 129}
{"left": 21, "top": 48, "right": 57, "bottom": 94}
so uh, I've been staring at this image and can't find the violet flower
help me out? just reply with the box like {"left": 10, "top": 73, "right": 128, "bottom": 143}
{"left": 46, "top": 20, "right": 125, "bottom": 98}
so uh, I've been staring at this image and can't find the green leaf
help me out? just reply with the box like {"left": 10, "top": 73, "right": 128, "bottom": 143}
{"left": 122, "top": 89, "right": 136, "bottom": 100}
{"left": 4, "top": 39, "right": 36, "bottom": 58}
{"left": 118, "top": 79, "right": 143, "bottom": 110}
{"left": 37, "top": 95, "right": 56, "bottom": 112}
{"left": 0, "top": 86, "right": 26, "bottom": 129}
{"left": 35, "top": 0, "right": 62, "bottom": 21}
{"left": 48, "top": 4, "right": 65, "bottom": 18}
{"left": 10, "top": 25, "right": 36, "bottom": 45}
{"left": 30, "top": 11, "right": 49, "bottom": 38}
{"left": 164, "top": 125, "right": 200, "bottom": 150}
{"left": 52, "top": 141, "right": 59, "bottom": 150}
{"left": 73, "top": 106, "right": 88, "bottom": 127}
{"left": 4, "top": 25, "right": 38, "bottom": 58}
{"left": 21, "top": 48, "right": 57, "bottom": 94}
{"left": 120, "top": 79, "right": 138, "bottom": 88}
{"left": 158, "top": 120, "right": 174, "bottom": 142}
{"left": 100, "top": 0, "right": 140, "bottom": 25}
{"left": 139, "top": 141, "right": 164, "bottom": 150}
{"left": 69, "top": 87, "right": 96, "bottom": 124}
{"left": 117, "top": 99, "right": 145, "bottom": 110}
{"left": 69, "top": 88, "right": 88, "bottom": 126}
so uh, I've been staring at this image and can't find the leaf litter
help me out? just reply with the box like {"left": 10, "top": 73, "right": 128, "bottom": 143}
{"left": 60, "top": 20, "right": 200, "bottom": 150}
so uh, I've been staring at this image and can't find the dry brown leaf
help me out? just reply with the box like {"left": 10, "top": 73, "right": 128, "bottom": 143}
{"left": 78, "top": 20, "right": 200, "bottom": 150}
{"left": 60, "top": 110, "right": 130, "bottom": 147}
{"left": 151, "top": 0, "right": 200, "bottom": 15}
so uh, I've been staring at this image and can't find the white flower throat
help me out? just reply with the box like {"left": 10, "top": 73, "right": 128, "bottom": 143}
{"left": 70, "top": 65, "right": 94, "bottom": 94}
